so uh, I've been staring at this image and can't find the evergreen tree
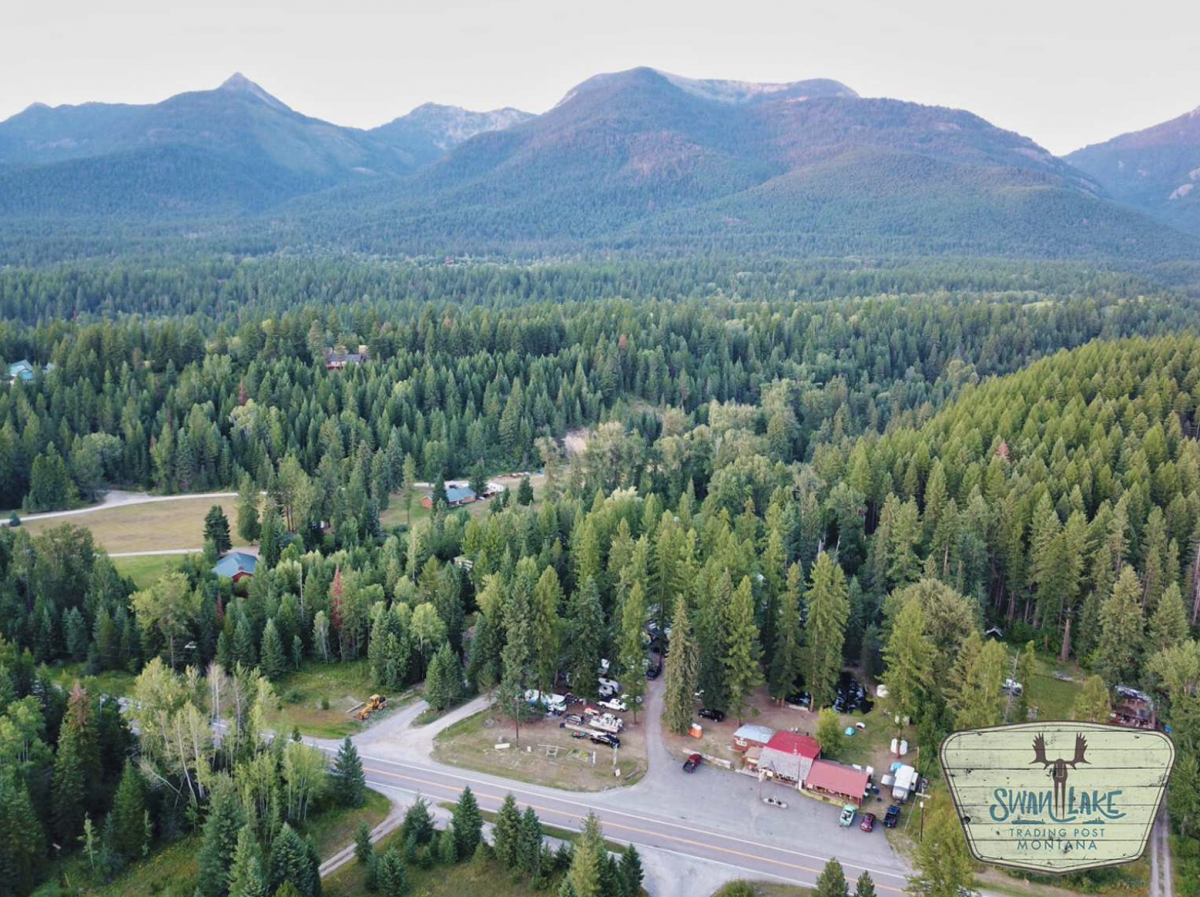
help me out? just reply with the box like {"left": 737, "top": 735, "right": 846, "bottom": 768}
{"left": 376, "top": 847, "right": 408, "bottom": 897}
{"left": 111, "top": 759, "right": 149, "bottom": 860}
{"left": 436, "top": 829, "right": 458, "bottom": 865}
{"left": 492, "top": 793, "right": 522, "bottom": 869}
{"left": 806, "top": 552, "right": 850, "bottom": 709}
{"left": 400, "top": 797, "right": 434, "bottom": 846}
{"left": 618, "top": 844, "right": 644, "bottom": 897}
{"left": 854, "top": 871, "right": 877, "bottom": 897}
{"left": 517, "top": 806, "right": 543, "bottom": 875}
{"left": 567, "top": 812, "right": 606, "bottom": 897}
{"left": 0, "top": 769, "right": 45, "bottom": 897}
{"left": 563, "top": 576, "right": 604, "bottom": 700}
{"left": 228, "top": 827, "right": 268, "bottom": 897}
{"left": 908, "top": 801, "right": 974, "bottom": 897}
{"left": 1012, "top": 641, "right": 1036, "bottom": 723}
{"left": 814, "top": 857, "right": 849, "bottom": 897}
{"left": 260, "top": 619, "right": 287, "bottom": 681}
{"left": 517, "top": 477, "right": 535, "bottom": 506}
{"left": 618, "top": 581, "right": 647, "bottom": 721}
{"left": 1148, "top": 583, "right": 1189, "bottom": 653}
{"left": 662, "top": 598, "right": 699, "bottom": 735}
{"left": 268, "top": 824, "right": 309, "bottom": 897}
{"left": 260, "top": 504, "right": 284, "bottom": 570}
{"left": 205, "top": 506, "right": 233, "bottom": 554}
{"left": 723, "top": 576, "right": 762, "bottom": 722}
{"left": 199, "top": 777, "right": 248, "bottom": 897}
{"left": 1095, "top": 566, "right": 1145, "bottom": 686}
{"left": 354, "top": 820, "right": 376, "bottom": 890}
{"left": 451, "top": 787, "right": 484, "bottom": 858}
{"left": 882, "top": 597, "right": 934, "bottom": 723}
{"left": 332, "top": 737, "right": 366, "bottom": 808}
{"left": 236, "top": 475, "right": 261, "bottom": 544}
{"left": 769, "top": 562, "right": 805, "bottom": 700}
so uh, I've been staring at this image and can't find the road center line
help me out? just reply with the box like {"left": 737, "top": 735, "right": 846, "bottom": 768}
{"left": 360, "top": 762, "right": 907, "bottom": 894}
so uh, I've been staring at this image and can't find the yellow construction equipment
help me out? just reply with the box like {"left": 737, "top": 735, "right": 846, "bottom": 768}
{"left": 357, "top": 694, "right": 387, "bottom": 721}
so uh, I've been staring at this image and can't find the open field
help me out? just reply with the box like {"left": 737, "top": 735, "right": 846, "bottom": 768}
{"left": 305, "top": 788, "right": 392, "bottom": 860}
{"left": 433, "top": 704, "right": 647, "bottom": 791}
{"left": 21, "top": 495, "right": 241, "bottom": 553}
{"left": 269, "top": 660, "right": 416, "bottom": 739}
{"left": 113, "top": 553, "right": 184, "bottom": 588}
{"left": 379, "top": 472, "right": 545, "bottom": 529}
{"left": 47, "top": 663, "right": 138, "bottom": 698}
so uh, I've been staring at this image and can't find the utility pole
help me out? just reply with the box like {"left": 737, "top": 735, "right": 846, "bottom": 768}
{"left": 919, "top": 799, "right": 927, "bottom": 843}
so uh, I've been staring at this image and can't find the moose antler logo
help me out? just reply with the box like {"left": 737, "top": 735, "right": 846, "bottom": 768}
{"left": 1032, "top": 732, "right": 1089, "bottom": 816}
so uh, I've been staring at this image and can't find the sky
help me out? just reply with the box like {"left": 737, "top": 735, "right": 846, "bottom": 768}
{"left": 4, "top": 0, "right": 1198, "bottom": 155}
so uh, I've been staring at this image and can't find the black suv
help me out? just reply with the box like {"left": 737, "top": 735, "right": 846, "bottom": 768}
{"left": 698, "top": 708, "right": 725, "bottom": 722}
{"left": 884, "top": 805, "right": 901, "bottom": 828}
{"left": 645, "top": 664, "right": 662, "bottom": 680}
{"left": 590, "top": 733, "right": 621, "bottom": 748}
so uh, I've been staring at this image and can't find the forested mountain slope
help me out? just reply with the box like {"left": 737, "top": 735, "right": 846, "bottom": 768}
{"left": 1067, "top": 104, "right": 1200, "bottom": 237}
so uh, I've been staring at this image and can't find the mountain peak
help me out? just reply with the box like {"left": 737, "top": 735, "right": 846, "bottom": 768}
{"left": 217, "top": 72, "right": 289, "bottom": 110}
{"left": 556, "top": 67, "right": 857, "bottom": 108}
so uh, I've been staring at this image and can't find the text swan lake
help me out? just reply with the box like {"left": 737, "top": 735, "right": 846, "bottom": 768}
{"left": 988, "top": 787, "right": 1125, "bottom": 824}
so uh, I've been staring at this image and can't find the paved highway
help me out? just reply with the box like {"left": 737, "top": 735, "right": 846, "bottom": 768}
{"left": 322, "top": 743, "right": 912, "bottom": 894}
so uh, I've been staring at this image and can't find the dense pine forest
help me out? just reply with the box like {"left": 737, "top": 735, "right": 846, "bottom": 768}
{"left": 1, "top": 258, "right": 1200, "bottom": 897}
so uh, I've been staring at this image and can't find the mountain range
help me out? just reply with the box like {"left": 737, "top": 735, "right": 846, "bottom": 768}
{"left": 1067, "top": 106, "right": 1200, "bottom": 237}
{"left": 1, "top": 68, "right": 1198, "bottom": 261}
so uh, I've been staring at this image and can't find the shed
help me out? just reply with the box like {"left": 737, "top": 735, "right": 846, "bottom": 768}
{"left": 803, "top": 759, "right": 870, "bottom": 807}
{"left": 732, "top": 724, "right": 775, "bottom": 752}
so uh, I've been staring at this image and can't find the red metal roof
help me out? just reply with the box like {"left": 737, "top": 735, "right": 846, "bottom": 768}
{"left": 765, "top": 731, "right": 820, "bottom": 759}
{"left": 805, "top": 759, "right": 869, "bottom": 797}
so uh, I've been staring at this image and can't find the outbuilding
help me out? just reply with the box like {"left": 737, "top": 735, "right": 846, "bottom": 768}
{"left": 732, "top": 724, "right": 775, "bottom": 753}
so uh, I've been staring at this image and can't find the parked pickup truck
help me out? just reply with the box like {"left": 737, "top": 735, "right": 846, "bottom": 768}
{"left": 598, "top": 697, "right": 628, "bottom": 712}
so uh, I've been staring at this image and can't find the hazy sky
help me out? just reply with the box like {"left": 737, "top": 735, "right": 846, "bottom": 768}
{"left": 4, "top": 0, "right": 1198, "bottom": 155}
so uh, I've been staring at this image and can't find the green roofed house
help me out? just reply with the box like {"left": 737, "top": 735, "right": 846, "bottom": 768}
{"left": 7, "top": 360, "right": 53, "bottom": 384}
{"left": 213, "top": 551, "right": 258, "bottom": 582}
{"left": 422, "top": 484, "right": 477, "bottom": 509}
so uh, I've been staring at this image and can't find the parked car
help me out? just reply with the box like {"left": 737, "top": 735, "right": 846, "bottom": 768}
{"left": 839, "top": 804, "right": 856, "bottom": 827}
{"left": 590, "top": 732, "right": 621, "bottom": 748}
{"left": 785, "top": 692, "right": 811, "bottom": 709}
{"left": 860, "top": 813, "right": 876, "bottom": 832}
{"left": 645, "top": 664, "right": 662, "bottom": 680}
{"left": 1002, "top": 678, "right": 1024, "bottom": 696}
{"left": 599, "top": 698, "right": 628, "bottom": 712}
{"left": 564, "top": 713, "right": 584, "bottom": 725}
{"left": 884, "top": 805, "right": 901, "bottom": 828}
{"left": 697, "top": 708, "right": 725, "bottom": 722}
{"left": 683, "top": 753, "right": 702, "bottom": 773}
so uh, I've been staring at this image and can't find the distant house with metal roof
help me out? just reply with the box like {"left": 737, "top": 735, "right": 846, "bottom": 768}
{"left": 422, "top": 484, "right": 477, "bottom": 509}
{"left": 7, "top": 360, "right": 54, "bottom": 384}
{"left": 213, "top": 551, "right": 258, "bottom": 582}
{"left": 324, "top": 345, "right": 368, "bottom": 370}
